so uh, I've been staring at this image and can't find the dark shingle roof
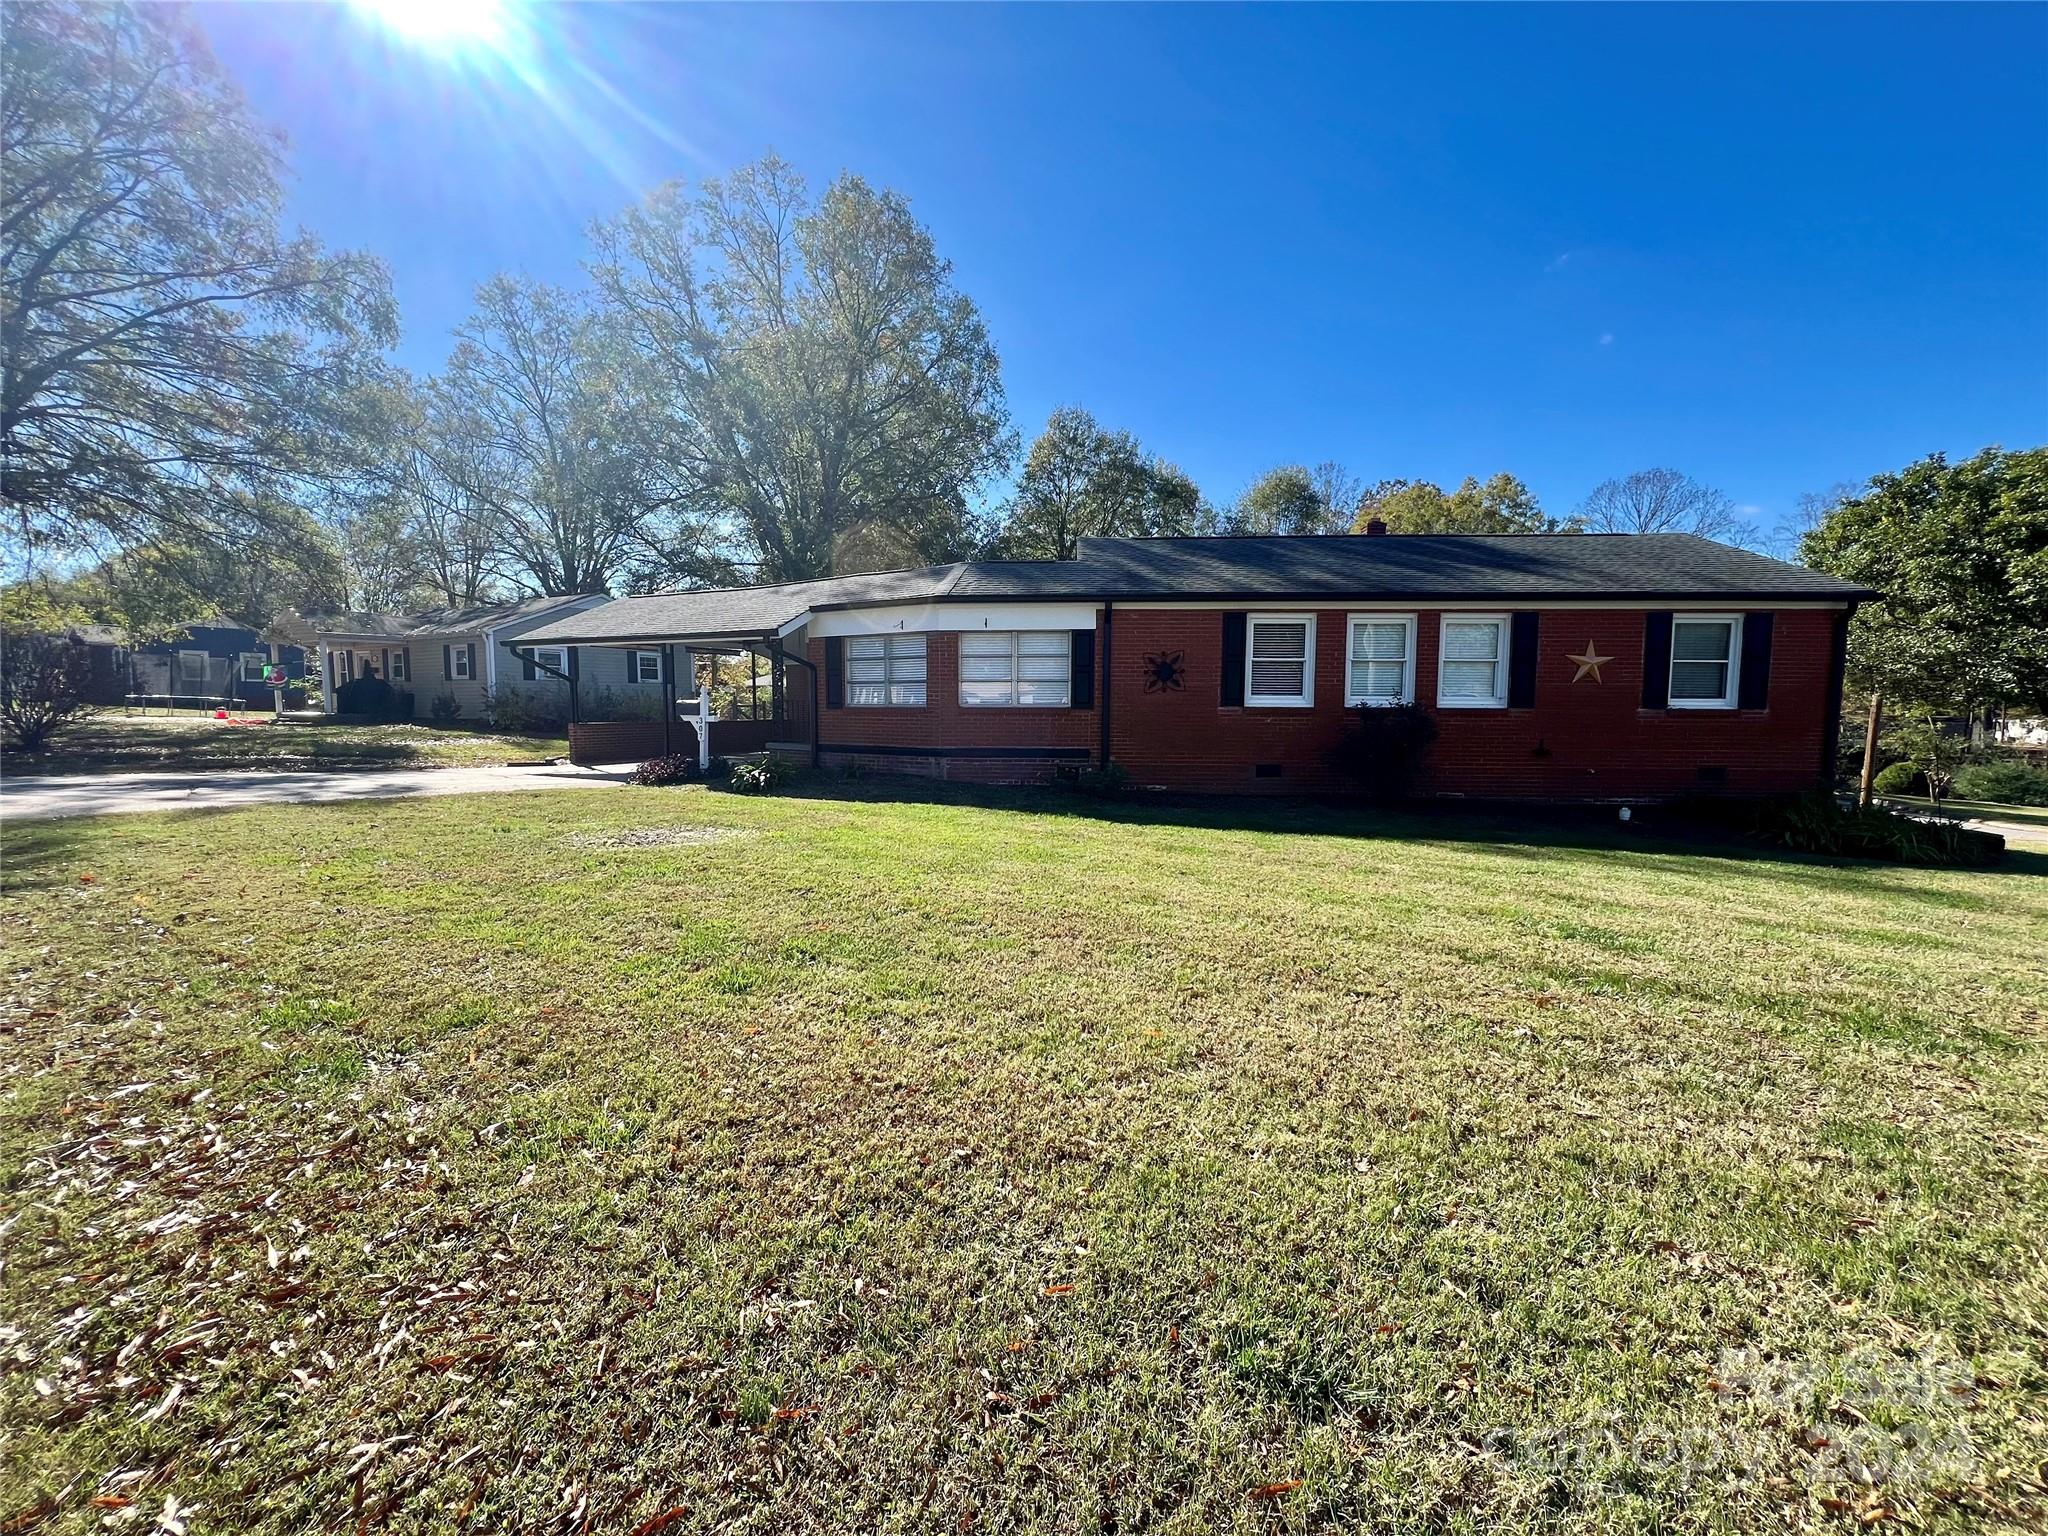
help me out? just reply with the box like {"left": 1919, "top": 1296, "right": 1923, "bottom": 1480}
{"left": 297, "top": 594, "right": 597, "bottom": 642}
{"left": 1040, "top": 533, "right": 1873, "bottom": 602}
{"left": 513, "top": 534, "right": 1868, "bottom": 645}
{"left": 516, "top": 566, "right": 968, "bottom": 645}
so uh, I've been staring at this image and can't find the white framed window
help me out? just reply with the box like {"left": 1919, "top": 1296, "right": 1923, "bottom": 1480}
{"left": 1669, "top": 615, "right": 1742, "bottom": 709}
{"left": 847, "top": 633, "right": 927, "bottom": 706}
{"left": 1345, "top": 614, "right": 1416, "bottom": 706}
{"left": 960, "top": 631, "right": 1071, "bottom": 707}
{"left": 1245, "top": 614, "right": 1315, "bottom": 707}
{"left": 529, "top": 646, "right": 566, "bottom": 677}
{"left": 1437, "top": 615, "right": 1509, "bottom": 708}
{"left": 631, "top": 649, "right": 662, "bottom": 684}
{"left": 239, "top": 652, "right": 267, "bottom": 683}
{"left": 450, "top": 647, "right": 473, "bottom": 680}
{"left": 389, "top": 650, "right": 407, "bottom": 682}
{"left": 177, "top": 649, "right": 208, "bottom": 685}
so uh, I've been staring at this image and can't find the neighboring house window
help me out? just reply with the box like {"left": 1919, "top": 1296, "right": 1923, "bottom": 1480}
{"left": 1245, "top": 615, "right": 1315, "bottom": 707}
{"left": 451, "top": 647, "right": 473, "bottom": 680}
{"left": 176, "top": 650, "right": 208, "bottom": 686}
{"left": 1437, "top": 615, "right": 1509, "bottom": 708}
{"left": 632, "top": 650, "right": 662, "bottom": 684}
{"left": 846, "top": 633, "right": 927, "bottom": 706}
{"left": 389, "top": 650, "right": 407, "bottom": 682}
{"left": 960, "top": 631, "right": 1071, "bottom": 707}
{"left": 529, "top": 646, "right": 567, "bottom": 677}
{"left": 239, "top": 652, "right": 266, "bottom": 683}
{"left": 1669, "top": 616, "right": 1742, "bottom": 709}
{"left": 1346, "top": 615, "right": 1416, "bottom": 706}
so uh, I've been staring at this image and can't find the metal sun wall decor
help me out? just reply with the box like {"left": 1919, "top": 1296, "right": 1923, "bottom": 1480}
{"left": 1143, "top": 650, "right": 1187, "bottom": 693}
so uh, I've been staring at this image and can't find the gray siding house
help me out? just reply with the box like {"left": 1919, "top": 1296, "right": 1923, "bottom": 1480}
{"left": 293, "top": 596, "right": 681, "bottom": 726}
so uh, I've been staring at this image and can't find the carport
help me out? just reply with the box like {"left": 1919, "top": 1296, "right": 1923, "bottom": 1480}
{"left": 506, "top": 598, "right": 821, "bottom": 771}
{"left": 508, "top": 566, "right": 973, "bottom": 768}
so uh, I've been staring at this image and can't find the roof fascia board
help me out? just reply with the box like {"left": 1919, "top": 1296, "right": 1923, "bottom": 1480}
{"left": 1102, "top": 595, "right": 1865, "bottom": 611}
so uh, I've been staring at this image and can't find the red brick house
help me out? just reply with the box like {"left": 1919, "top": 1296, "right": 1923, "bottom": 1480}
{"left": 515, "top": 532, "right": 1872, "bottom": 800}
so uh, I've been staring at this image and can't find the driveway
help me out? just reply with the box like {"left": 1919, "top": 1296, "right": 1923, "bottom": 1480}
{"left": 1, "top": 761, "right": 636, "bottom": 822}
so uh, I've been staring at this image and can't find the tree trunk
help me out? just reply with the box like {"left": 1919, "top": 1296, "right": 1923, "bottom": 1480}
{"left": 1857, "top": 692, "right": 1883, "bottom": 808}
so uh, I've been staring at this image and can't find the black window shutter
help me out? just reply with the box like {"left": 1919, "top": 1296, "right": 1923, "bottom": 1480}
{"left": 466, "top": 642, "right": 477, "bottom": 680}
{"left": 1737, "top": 612, "right": 1774, "bottom": 709}
{"left": 565, "top": 646, "right": 578, "bottom": 681}
{"left": 1508, "top": 612, "right": 1539, "bottom": 708}
{"left": 443, "top": 644, "right": 453, "bottom": 680}
{"left": 1641, "top": 613, "right": 1673, "bottom": 708}
{"left": 521, "top": 648, "right": 536, "bottom": 681}
{"left": 400, "top": 646, "right": 410, "bottom": 680}
{"left": 1070, "top": 629, "right": 1095, "bottom": 709}
{"left": 824, "top": 636, "right": 845, "bottom": 708}
{"left": 1220, "top": 613, "right": 1247, "bottom": 706}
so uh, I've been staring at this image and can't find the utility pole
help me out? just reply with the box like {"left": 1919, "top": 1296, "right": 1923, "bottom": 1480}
{"left": 1857, "top": 691, "right": 1883, "bottom": 808}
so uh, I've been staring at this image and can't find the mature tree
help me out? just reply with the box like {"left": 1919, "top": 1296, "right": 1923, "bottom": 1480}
{"left": 99, "top": 515, "right": 347, "bottom": 631}
{"left": 1579, "top": 467, "right": 1750, "bottom": 542}
{"left": 1354, "top": 473, "right": 1576, "bottom": 534}
{"left": 1308, "top": 461, "right": 1364, "bottom": 528}
{"left": 987, "top": 407, "right": 1209, "bottom": 560}
{"left": 426, "top": 276, "right": 651, "bottom": 596}
{"left": 591, "top": 157, "right": 1013, "bottom": 582}
{"left": 1224, "top": 464, "right": 1347, "bottom": 536}
{"left": 1802, "top": 446, "right": 2048, "bottom": 717}
{"left": 2, "top": 3, "right": 396, "bottom": 578}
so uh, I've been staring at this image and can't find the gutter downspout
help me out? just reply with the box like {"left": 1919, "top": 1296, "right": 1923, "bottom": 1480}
{"left": 1098, "top": 600, "right": 1113, "bottom": 769}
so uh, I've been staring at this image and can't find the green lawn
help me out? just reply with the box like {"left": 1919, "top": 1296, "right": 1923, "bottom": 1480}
{"left": 3, "top": 713, "right": 569, "bottom": 775}
{"left": 2, "top": 785, "right": 2043, "bottom": 1533}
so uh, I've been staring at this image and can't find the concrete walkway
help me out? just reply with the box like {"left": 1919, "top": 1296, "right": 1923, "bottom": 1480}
{"left": 1, "top": 761, "right": 635, "bottom": 822}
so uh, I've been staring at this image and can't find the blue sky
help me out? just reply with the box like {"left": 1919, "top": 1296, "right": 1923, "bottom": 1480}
{"left": 196, "top": 2, "right": 2047, "bottom": 539}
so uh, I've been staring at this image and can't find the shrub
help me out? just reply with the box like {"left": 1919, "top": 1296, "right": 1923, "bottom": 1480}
{"left": 724, "top": 755, "right": 792, "bottom": 794}
{"left": 1871, "top": 761, "right": 1925, "bottom": 797}
{"left": 1951, "top": 759, "right": 2048, "bottom": 806}
{"left": 580, "top": 684, "right": 657, "bottom": 724}
{"left": 428, "top": 692, "right": 463, "bottom": 727}
{"left": 1055, "top": 759, "right": 1131, "bottom": 799}
{"left": 0, "top": 631, "right": 94, "bottom": 751}
{"left": 333, "top": 673, "right": 410, "bottom": 722}
{"left": 1326, "top": 703, "right": 1437, "bottom": 800}
{"left": 630, "top": 754, "right": 700, "bottom": 786}
{"left": 1746, "top": 792, "right": 2003, "bottom": 868}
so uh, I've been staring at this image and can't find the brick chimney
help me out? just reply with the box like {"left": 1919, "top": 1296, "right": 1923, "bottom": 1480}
{"left": 1364, "top": 518, "right": 1388, "bottom": 536}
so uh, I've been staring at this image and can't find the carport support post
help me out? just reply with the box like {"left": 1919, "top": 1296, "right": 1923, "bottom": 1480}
{"left": 696, "top": 671, "right": 712, "bottom": 774}
{"left": 320, "top": 643, "right": 335, "bottom": 714}
{"left": 662, "top": 644, "right": 676, "bottom": 758}
{"left": 270, "top": 641, "right": 283, "bottom": 720}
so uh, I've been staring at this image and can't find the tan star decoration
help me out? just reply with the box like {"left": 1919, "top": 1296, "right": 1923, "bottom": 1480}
{"left": 1566, "top": 642, "right": 1614, "bottom": 684}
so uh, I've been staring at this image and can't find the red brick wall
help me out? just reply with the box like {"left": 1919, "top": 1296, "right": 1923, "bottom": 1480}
{"left": 804, "top": 608, "right": 1844, "bottom": 799}
{"left": 806, "top": 632, "right": 1097, "bottom": 781}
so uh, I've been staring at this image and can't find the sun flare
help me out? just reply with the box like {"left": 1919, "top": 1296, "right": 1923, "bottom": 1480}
{"left": 348, "top": 0, "right": 510, "bottom": 51}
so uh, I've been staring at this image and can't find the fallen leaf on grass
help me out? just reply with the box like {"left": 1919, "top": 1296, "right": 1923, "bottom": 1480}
{"left": 627, "top": 1507, "right": 690, "bottom": 1536}
{"left": 1249, "top": 1480, "right": 1302, "bottom": 1502}
{"left": 1042, "top": 1284, "right": 1074, "bottom": 1296}
{"left": 1, "top": 1499, "right": 57, "bottom": 1534}
{"left": 771, "top": 1406, "right": 817, "bottom": 1421}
